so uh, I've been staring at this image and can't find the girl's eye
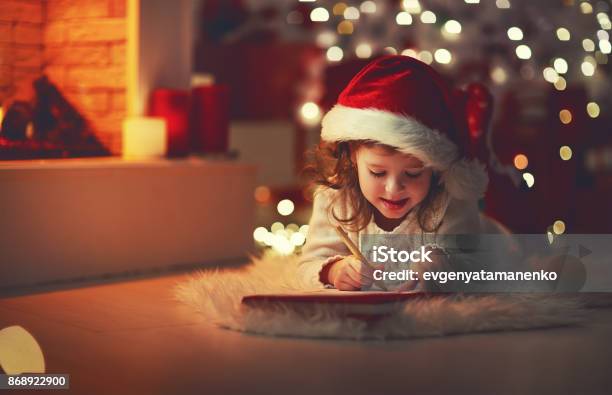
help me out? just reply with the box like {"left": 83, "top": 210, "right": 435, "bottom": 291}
{"left": 369, "top": 170, "right": 385, "bottom": 178}
{"left": 405, "top": 171, "right": 423, "bottom": 178}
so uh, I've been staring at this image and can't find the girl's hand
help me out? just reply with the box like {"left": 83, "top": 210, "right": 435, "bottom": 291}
{"left": 327, "top": 256, "right": 379, "bottom": 291}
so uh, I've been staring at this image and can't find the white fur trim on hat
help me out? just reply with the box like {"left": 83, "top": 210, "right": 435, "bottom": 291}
{"left": 321, "top": 104, "right": 488, "bottom": 200}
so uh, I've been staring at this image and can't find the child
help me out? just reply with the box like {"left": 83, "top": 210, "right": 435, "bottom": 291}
{"left": 299, "top": 55, "right": 499, "bottom": 291}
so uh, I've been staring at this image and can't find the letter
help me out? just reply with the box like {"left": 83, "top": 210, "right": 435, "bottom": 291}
{"left": 388, "top": 247, "right": 398, "bottom": 262}
{"left": 372, "top": 246, "right": 378, "bottom": 263}
{"left": 377, "top": 246, "right": 388, "bottom": 263}
{"left": 374, "top": 269, "right": 383, "bottom": 280}
{"left": 410, "top": 249, "right": 419, "bottom": 262}
{"left": 398, "top": 250, "right": 410, "bottom": 263}
{"left": 421, "top": 246, "right": 433, "bottom": 262}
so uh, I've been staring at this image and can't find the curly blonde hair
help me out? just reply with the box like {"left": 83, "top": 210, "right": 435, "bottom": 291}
{"left": 302, "top": 140, "right": 444, "bottom": 233}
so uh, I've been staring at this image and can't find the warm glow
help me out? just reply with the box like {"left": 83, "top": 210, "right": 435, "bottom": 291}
{"left": 580, "top": 2, "right": 593, "bottom": 14}
{"left": 344, "top": 6, "right": 360, "bottom": 20}
{"left": 316, "top": 31, "right": 337, "bottom": 47}
{"left": 0, "top": 107, "right": 4, "bottom": 126}
{"left": 254, "top": 186, "right": 271, "bottom": 204}
{"left": 514, "top": 154, "right": 528, "bottom": 170}
{"left": 543, "top": 67, "right": 559, "bottom": 83}
{"left": 444, "top": 20, "right": 462, "bottom": 34}
{"left": 290, "top": 232, "right": 306, "bottom": 246}
{"left": 491, "top": 66, "right": 507, "bottom": 84}
{"left": 553, "top": 58, "right": 568, "bottom": 74}
{"left": 384, "top": 46, "right": 398, "bottom": 55}
{"left": 507, "top": 27, "right": 523, "bottom": 41}
{"left": 327, "top": 46, "right": 344, "bottom": 61}
{"left": 583, "top": 38, "right": 595, "bottom": 52}
{"left": 310, "top": 7, "right": 330, "bottom": 22}
{"left": 356, "top": 43, "right": 372, "bottom": 58}
{"left": 402, "top": 0, "right": 422, "bottom": 14}
{"left": 332, "top": 2, "right": 347, "bottom": 15}
{"left": 496, "top": 0, "right": 511, "bottom": 8}
{"left": 559, "top": 145, "right": 573, "bottom": 161}
{"left": 581, "top": 60, "right": 595, "bottom": 76}
{"left": 523, "top": 172, "right": 535, "bottom": 188}
{"left": 600, "top": 40, "right": 612, "bottom": 54}
{"left": 337, "top": 20, "right": 354, "bottom": 34}
{"left": 300, "top": 102, "right": 321, "bottom": 123}
{"left": 253, "top": 227, "right": 268, "bottom": 242}
{"left": 554, "top": 76, "right": 567, "bottom": 91}
{"left": 396, "top": 11, "right": 413, "bottom": 25}
{"left": 271, "top": 222, "right": 284, "bottom": 233}
{"left": 418, "top": 50, "right": 433, "bottom": 64}
{"left": 553, "top": 220, "right": 566, "bottom": 235}
{"left": 420, "top": 11, "right": 436, "bottom": 23}
{"left": 122, "top": 117, "right": 167, "bottom": 159}
{"left": 277, "top": 199, "right": 295, "bottom": 216}
{"left": 556, "top": 27, "right": 571, "bottom": 41}
{"left": 299, "top": 224, "right": 309, "bottom": 235}
{"left": 402, "top": 48, "right": 418, "bottom": 58}
{"left": 464, "top": 0, "right": 480, "bottom": 3}
{"left": 434, "top": 48, "right": 452, "bottom": 64}
{"left": 0, "top": 326, "right": 45, "bottom": 375}
{"left": 586, "top": 102, "right": 600, "bottom": 118}
{"left": 559, "top": 109, "right": 572, "bottom": 124}
{"left": 515, "top": 45, "right": 532, "bottom": 59}
{"left": 360, "top": 1, "right": 377, "bottom": 14}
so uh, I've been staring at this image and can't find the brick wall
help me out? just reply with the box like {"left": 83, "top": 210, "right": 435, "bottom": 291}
{"left": 0, "top": 0, "right": 44, "bottom": 105}
{"left": 1, "top": 0, "right": 127, "bottom": 155}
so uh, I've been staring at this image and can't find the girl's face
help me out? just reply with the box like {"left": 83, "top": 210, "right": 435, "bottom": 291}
{"left": 354, "top": 145, "right": 433, "bottom": 221}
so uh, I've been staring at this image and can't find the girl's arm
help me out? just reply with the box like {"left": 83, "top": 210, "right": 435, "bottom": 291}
{"left": 298, "top": 188, "right": 351, "bottom": 288}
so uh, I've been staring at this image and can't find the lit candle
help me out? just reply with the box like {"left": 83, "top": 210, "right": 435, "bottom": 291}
{"left": 122, "top": 117, "right": 167, "bottom": 159}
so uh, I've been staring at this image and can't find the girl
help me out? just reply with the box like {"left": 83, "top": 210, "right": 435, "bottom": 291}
{"left": 299, "top": 55, "right": 500, "bottom": 291}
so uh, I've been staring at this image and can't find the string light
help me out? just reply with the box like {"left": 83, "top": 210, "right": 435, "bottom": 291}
{"left": 316, "top": 31, "right": 337, "bottom": 47}
{"left": 332, "top": 3, "right": 347, "bottom": 16}
{"left": 271, "top": 222, "right": 284, "bottom": 233}
{"left": 420, "top": 11, "right": 436, "bottom": 24}
{"left": 514, "top": 154, "right": 528, "bottom": 170}
{"left": 491, "top": 66, "right": 508, "bottom": 84}
{"left": 600, "top": 40, "right": 611, "bottom": 54}
{"left": 401, "top": 48, "right": 418, "bottom": 58}
{"left": 581, "top": 58, "right": 596, "bottom": 76}
{"left": 337, "top": 20, "right": 354, "bottom": 34}
{"left": 356, "top": 43, "right": 372, "bottom": 58}
{"left": 507, "top": 27, "right": 523, "bottom": 41}
{"left": 597, "top": 30, "right": 610, "bottom": 41}
{"left": 434, "top": 48, "right": 452, "bottom": 64}
{"left": 523, "top": 172, "right": 535, "bottom": 188}
{"left": 554, "top": 76, "right": 567, "bottom": 90}
{"left": 496, "top": 0, "right": 511, "bottom": 8}
{"left": 254, "top": 186, "right": 271, "bottom": 204}
{"left": 344, "top": 6, "right": 360, "bottom": 20}
{"left": 360, "top": 1, "right": 377, "bottom": 14}
{"left": 559, "top": 145, "right": 573, "bottom": 160}
{"left": 402, "top": 0, "right": 422, "bottom": 14}
{"left": 310, "top": 7, "right": 330, "bottom": 22}
{"left": 443, "top": 20, "right": 462, "bottom": 34}
{"left": 464, "top": 0, "right": 480, "bottom": 3}
{"left": 384, "top": 46, "right": 398, "bottom": 55}
{"left": 300, "top": 102, "right": 321, "bottom": 125}
{"left": 543, "top": 67, "right": 559, "bottom": 83}
{"left": 583, "top": 38, "right": 595, "bottom": 52}
{"left": 587, "top": 102, "right": 601, "bottom": 118}
{"left": 515, "top": 45, "right": 532, "bottom": 59}
{"left": 418, "top": 50, "right": 433, "bottom": 64}
{"left": 580, "top": 2, "right": 593, "bottom": 13}
{"left": 277, "top": 199, "right": 295, "bottom": 216}
{"left": 253, "top": 227, "right": 268, "bottom": 243}
{"left": 553, "top": 220, "right": 566, "bottom": 235}
{"left": 556, "top": 27, "right": 571, "bottom": 41}
{"left": 396, "top": 11, "right": 413, "bottom": 25}
{"left": 553, "top": 58, "right": 568, "bottom": 74}
{"left": 559, "top": 109, "right": 572, "bottom": 124}
{"left": 326, "top": 46, "right": 343, "bottom": 61}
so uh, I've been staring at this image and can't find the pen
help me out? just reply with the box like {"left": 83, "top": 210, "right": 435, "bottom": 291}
{"left": 334, "top": 225, "right": 388, "bottom": 291}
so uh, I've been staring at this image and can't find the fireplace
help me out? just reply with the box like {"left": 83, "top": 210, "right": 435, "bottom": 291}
{"left": 0, "top": 0, "right": 128, "bottom": 157}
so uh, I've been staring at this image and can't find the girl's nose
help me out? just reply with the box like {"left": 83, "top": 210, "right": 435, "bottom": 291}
{"left": 385, "top": 177, "right": 405, "bottom": 193}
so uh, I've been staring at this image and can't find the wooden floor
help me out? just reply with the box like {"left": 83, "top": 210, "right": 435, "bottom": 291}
{"left": 1, "top": 273, "right": 612, "bottom": 395}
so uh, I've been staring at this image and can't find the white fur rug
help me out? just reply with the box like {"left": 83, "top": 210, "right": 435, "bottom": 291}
{"left": 175, "top": 252, "right": 586, "bottom": 340}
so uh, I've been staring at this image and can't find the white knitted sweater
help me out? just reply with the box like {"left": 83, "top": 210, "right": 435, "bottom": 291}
{"left": 298, "top": 186, "right": 505, "bottom": 289}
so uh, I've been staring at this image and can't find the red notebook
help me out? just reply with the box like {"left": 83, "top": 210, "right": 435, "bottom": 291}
{"left": 242, "top": 290, "right": 441, "bottom": 318}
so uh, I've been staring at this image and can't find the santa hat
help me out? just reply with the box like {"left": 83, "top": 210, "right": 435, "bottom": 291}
{"left": 321, "top": 55, "right": 492, "bottom": 201}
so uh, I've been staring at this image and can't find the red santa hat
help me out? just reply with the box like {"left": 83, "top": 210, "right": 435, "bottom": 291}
{"left": 321, "top": 55, "right": 491, "bottom": 201}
